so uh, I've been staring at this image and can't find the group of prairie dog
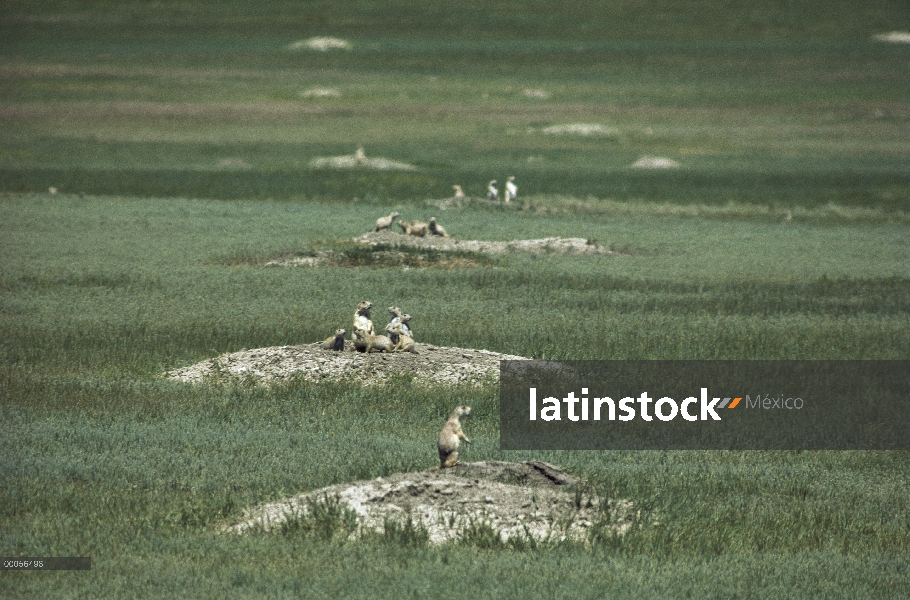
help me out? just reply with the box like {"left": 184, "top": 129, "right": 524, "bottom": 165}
{"left": 373, "top": 212, "right": 450, "bottom": 238}
{"left": 321, "top": 303, "right": 472, "bottom": 469}
{"left": 321, "top": 300, "right": 416, "bottom": 353}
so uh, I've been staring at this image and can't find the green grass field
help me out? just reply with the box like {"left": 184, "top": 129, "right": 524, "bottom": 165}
{"left": 2, "top": 1, "right": 909, "bottom": 598}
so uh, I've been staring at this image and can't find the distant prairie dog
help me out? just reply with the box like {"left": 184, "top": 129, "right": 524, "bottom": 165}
{"left": 407, "top": 220, "right": 429, "bottom": 237}
{"left": 428, "top": 217, "right": 450, "bottom": 238}
{"left": 452, "top": 185, "right": 465, "bottom": 198}
{"left": 354, "top": 328, "right": 394, "bottom": 353}
{"left": 504, "top": 176, "right": 517, "bottom": 203}
{"left": 438, "top": 405, "right": 471, "bottom": 468}
{"left": 386, "top": 324, "right": 417, "bottom": 353}
{"left": 321, "top": 328, "right": 346, "bottom": 351}
{"left": 374, "top": 211, "right": 400, "bottom": 232}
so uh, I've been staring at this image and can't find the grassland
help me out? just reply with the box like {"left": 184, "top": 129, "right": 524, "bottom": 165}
{"left": 2, "top": 1, "right": 909, "bottom": 598}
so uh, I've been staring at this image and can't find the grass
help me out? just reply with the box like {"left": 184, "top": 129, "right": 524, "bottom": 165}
{"left": 2, "top": 0, "right": 910, "bottom": 597}
{"left": 2, "top": 194, "right": 908, "bottom": 598}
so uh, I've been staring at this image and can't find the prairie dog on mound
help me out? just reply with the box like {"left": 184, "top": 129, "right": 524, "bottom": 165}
{"left": 354, "top": 328, "right": 394, "bottom": 353}
{"left": 386, "top": 324, "right": 417, "bottom": 353}
{"left": 428, "top": 217, "right": 450, "bottom": 238}
{"left": 321, "top": 328, "right": 346, "bottom": 351}
{"left": 374, "top": 211, "right": 400, "bottom": 232}
{"left": 352, "top": 300, "right": 374, "bottom": 352}
{"left": 438, "top": 405, "right": 471, "bottom": 468}
{"left": 407, "top": 220, "right": 429, "bottom": 237}
{"left": 387, "top": 306, "right": 412, "bottom": 337}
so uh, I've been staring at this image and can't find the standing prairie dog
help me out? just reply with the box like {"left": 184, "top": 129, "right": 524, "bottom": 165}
{"left": 352, "top": 300, "right": 374, "bottom": 351}
{"left": 452, "top": 185, "right": 465, "bottom": 198}
{"left": 321, "top": 328, "right": 346, "bottom": 351}
{"left": 438, "top": 405, "right": 471, "bottom": 468}
{"left": 387, "top": 306, "right": 412, "bottom": 337}
{"left": 504, "top": 176, "right": 517, "bottom": 203}
{"left": 374, "top": 211, "right": 400, "bottom": 232}
{"left": 487, "top": 180, "right": 498, "bottom": 201}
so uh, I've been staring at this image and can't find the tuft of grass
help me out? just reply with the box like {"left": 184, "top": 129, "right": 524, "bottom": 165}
{"left": 277, "top": 493, "right": 358, "bottom": 541}
{"left": 380, "top": 515, "right": 430, "bottom": 548}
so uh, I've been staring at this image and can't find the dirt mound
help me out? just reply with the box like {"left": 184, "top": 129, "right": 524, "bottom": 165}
{"left": 541, "top": 123, "right": 618, "bottom": 137}
{"left": 287, "top": 37, "right": 351, "bottom": 51}
{"left": 354, "top": 230, "right": 615, "bottom": 255}
{"left": 309, "top": 147, "right": 416, "bottom": 171}
{"left": 224, "top": 461, "right": 637, "bottom": 545}
{"left": 873, "top": 32, "right": 910, "bottom": 44}
{"left": 164, "top": 342, "right": 529, "bottom": 386}
{"left": 631, "top": 156, "right": 681, "bottom": 169}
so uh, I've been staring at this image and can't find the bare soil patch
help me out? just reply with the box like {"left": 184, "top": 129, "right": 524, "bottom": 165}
{"left": 353, "top": 230, "right": 616, "bottom": 256}
{"left": 631, "top": 156, "right": 681, "bottom": 169}
{"left": 265, "top": 247, "right": 495, "bottom": 270}
{"left": 165, "top": 342, "right": 529, "bottom": 386}
{"left": 225, "top": 461, "right": 637, "bottom": 545}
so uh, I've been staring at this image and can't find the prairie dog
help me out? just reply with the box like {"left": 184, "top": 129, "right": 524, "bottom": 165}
{"left": 438, "top": 405, "right": 471, "bottom": 468}
{"left": 487, "top": 180, "right": 498, "bottom": 201}
{"left": 407, "top": 220, "right": 429, "bottom": 237}
{"left": 428, "top": 217, "right": 450, "bottom": 238}
{"left": 386, "top": 324, "right": 417, "bottom": 353}
{"left": 452, "top": 185, "right": 465, "bottom": 198}
{"left": 355, "top": 328, "right": 394, "bottom": 353}
{"left": 352, "top": 301, "right": 374, "bottom": 351}
{"left": 374, "top": 211, "right": 400, "bottom": 232}
{"left": 505, "top": 176, "right": 517, "bottom": 203}
{"left": 397, "top": 220, "right": 412, "bottom": 235}
{"left": 321, "top": 328, "right": 346, "bottom": 351}
{"left": 387, "top": 306, "right": 412, "bottom": 337}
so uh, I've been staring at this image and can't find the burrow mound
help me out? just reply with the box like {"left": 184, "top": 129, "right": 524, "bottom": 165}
{"left": 165, "top": 342, "right": 529, "bottom": 386}
{"left": 354, "top": 230, "right": 615, "bottom": 255}
{"left": 224, "top": 461, "right": 637, "bottom": 545}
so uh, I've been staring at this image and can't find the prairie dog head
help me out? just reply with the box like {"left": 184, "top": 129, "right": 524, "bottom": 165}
{"left": 400, "top": 313, "right": 411, "bottom": 325}
{"left": 334, "top": 328, "right": 346, "bottom": 338}
{"left": 450, "top": 405, "right": 471, "bottom": 420}
{"left": 388, "top": 306, "right": 402, "bottom": 318}
{"left": 355, "top": 300, "right": 373, "bottom": 316}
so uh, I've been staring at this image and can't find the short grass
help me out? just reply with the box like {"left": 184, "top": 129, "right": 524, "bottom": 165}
{"left": 2, "top": 0, "right": 910, "bottom": 598}
{"left": 2, "top": 194, "right": 908, "bottom": 598}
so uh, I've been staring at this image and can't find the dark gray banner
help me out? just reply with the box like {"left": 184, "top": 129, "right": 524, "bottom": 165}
{"left": 500, "top": 361, "right": 910, "bottom": 450}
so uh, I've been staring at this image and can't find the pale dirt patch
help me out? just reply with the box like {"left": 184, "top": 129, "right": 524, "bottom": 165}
{"left": 224, "top": 461, "right": 637, "bottom": 545}
{"left": 288, "top": 37, "right": 352, "bottom": 51}
{"left": 217, "top": 158, "right": 251, "bottom": 169}
{"left": 309, "top": 149, "right": 417, "bottom": 171}
{"left": 541, "top": 123, "right": 618, "bottom": 137}
{"left": 630, "top": 156, "right": 681, "bottom": 169}
{"left": 522, "top": 89, "right": 551, "bottom": 99}
{"left": 164, "top": 342, "right": 529, "bottom": 387}
{"left": 872, "top": 32, "right": 910, "bottom": 43}
{"left": 299, "top": 87, "right": 341, "bottom": 98}
{"left": 353, "top": 230, "right": 615, "bottom": 256}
